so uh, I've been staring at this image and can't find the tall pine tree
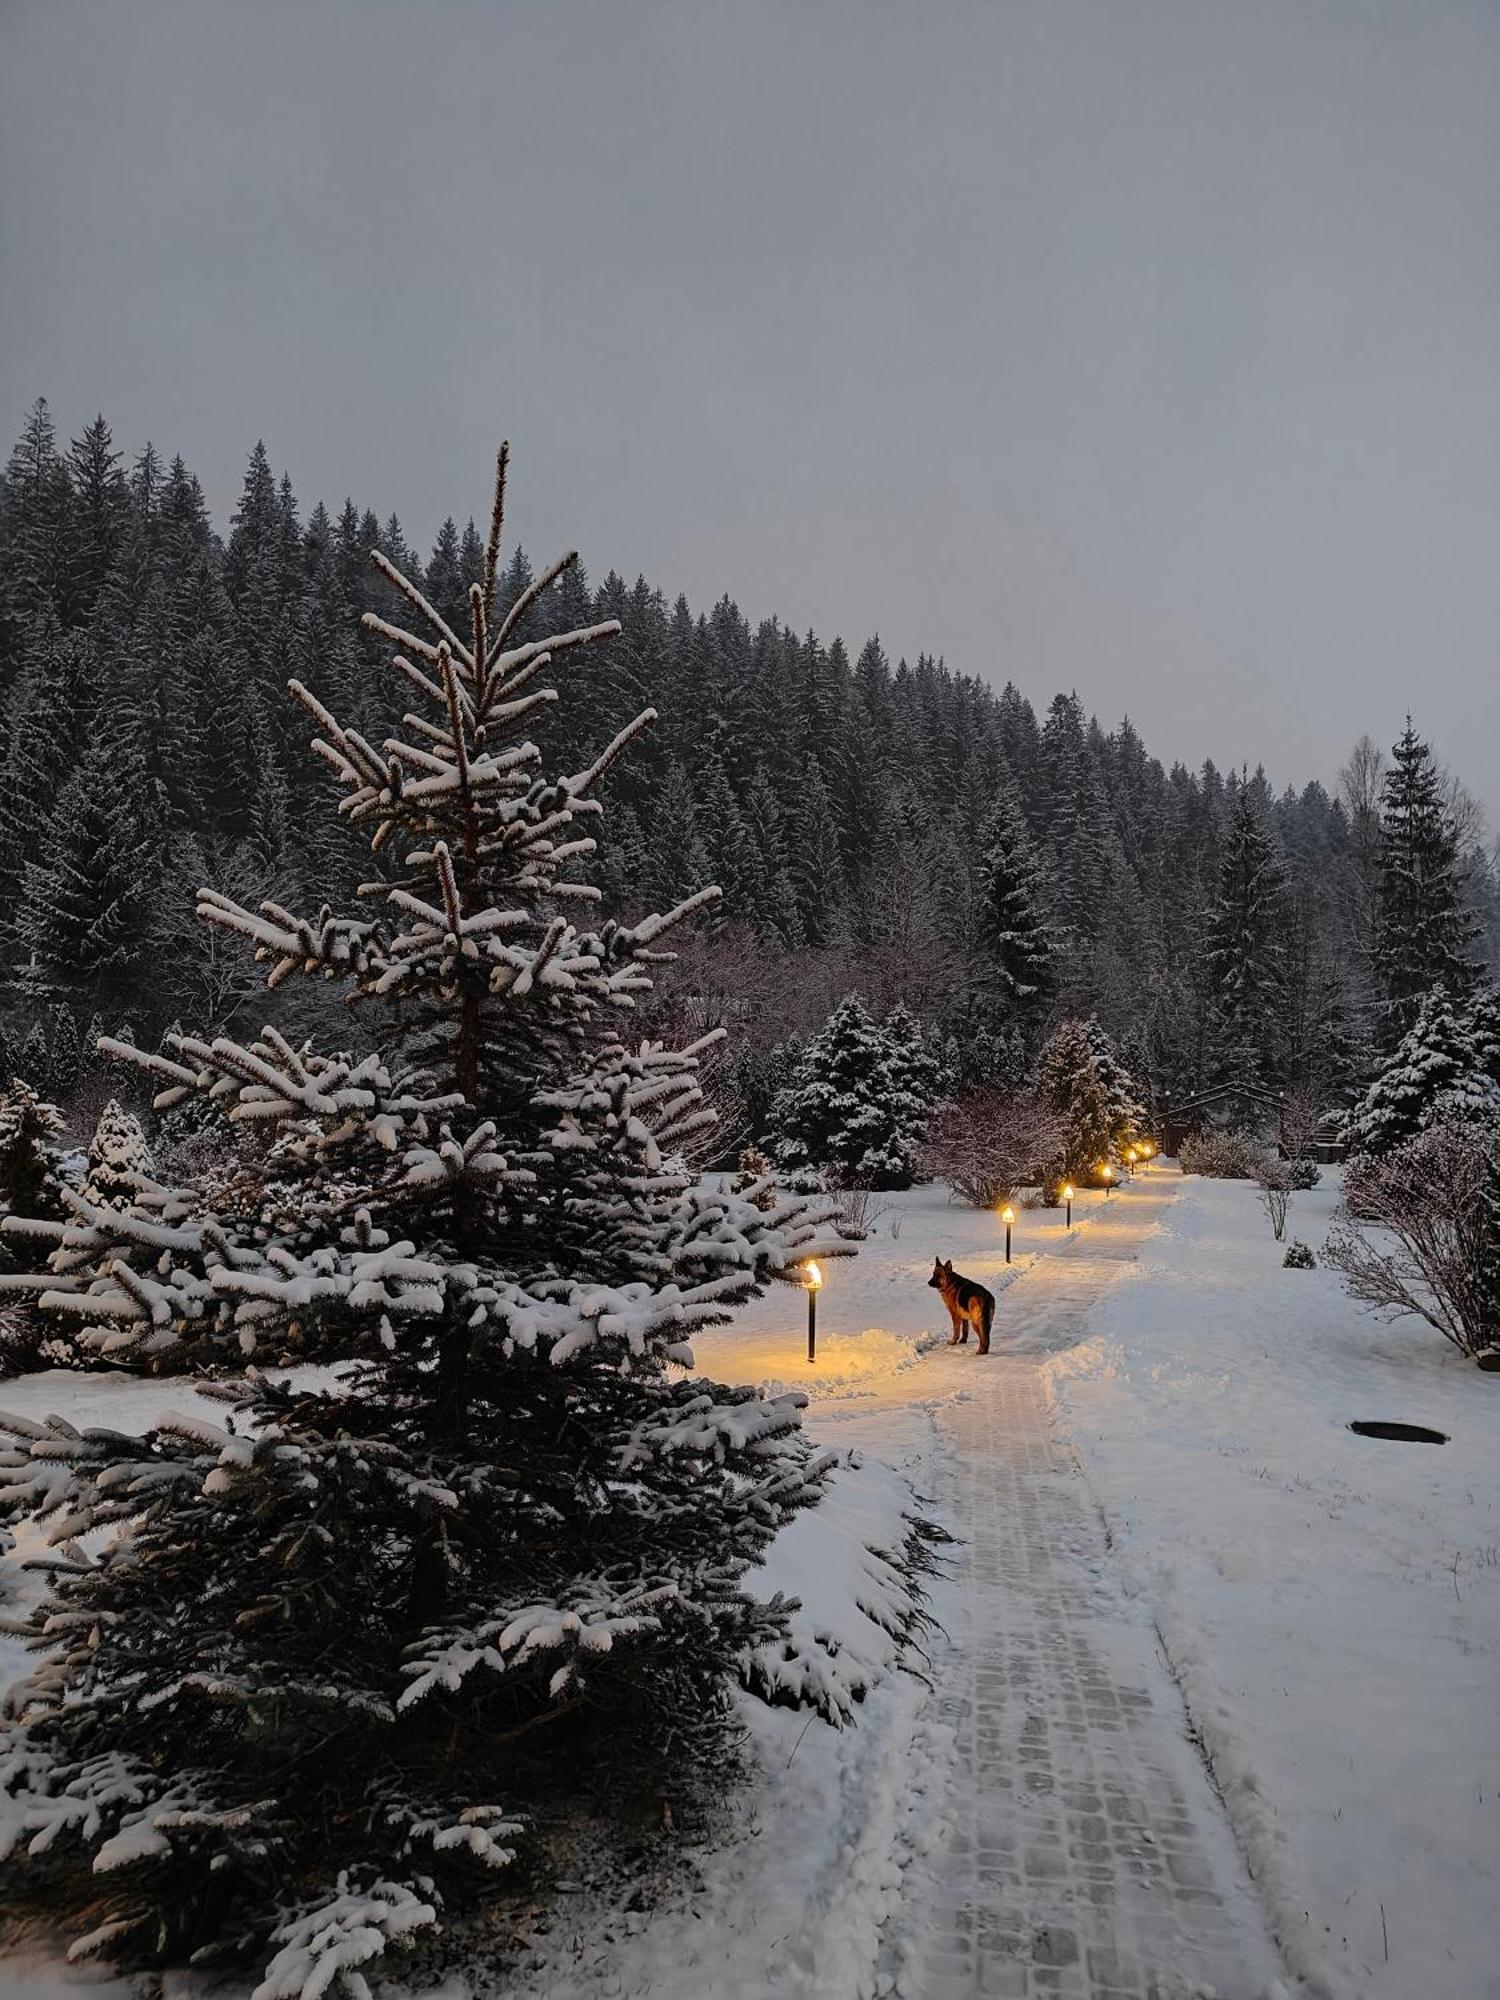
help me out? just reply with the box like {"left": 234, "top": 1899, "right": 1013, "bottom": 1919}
{"left": 1204, "top": 777, "right": 1288, "bottom": 1090}
{"left": 1372, "top": 721, "right": 1477, "bottom": 1042}
{"left": 972, "top": 787, "right": 1055, "bottom": 1028}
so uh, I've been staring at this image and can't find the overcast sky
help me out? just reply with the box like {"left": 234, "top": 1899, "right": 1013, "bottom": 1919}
{"left": 3, "top": 0, "right": 1497, "bottom": 815}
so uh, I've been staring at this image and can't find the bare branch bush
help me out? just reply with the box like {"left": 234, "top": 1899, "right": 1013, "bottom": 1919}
{"left": 1255, "top": 1158, "right": 1292, "bottom": 1241}
{"left": 920, "top": 1091, "right": 1063, "bottom": 1209}
{"left": 1278, "top": 1088, "right": 1325, "bottom": 1187}
{"left": 1325, "top": 1121, "right": 1499, "bottom": 1361}
{"left": 821, "top": 1175, "right": 888, "bottom": 1240}
{"left": 670, "top": 1039, "right": 751, "bottom": 1173}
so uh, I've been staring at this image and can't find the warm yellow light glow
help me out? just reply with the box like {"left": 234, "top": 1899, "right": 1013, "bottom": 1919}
{"left": 1102, "top": 1163, "right": 1114, "bottom": 1181}
{"left": 804, "top": 1260, "right": 823, "bottom": 1291}
{"left": 1062, "top": 1184, "right": 1074, "bottom": 1201}
{"left": 1001, "top": 1206, "right": 1015, "bottom": 1224}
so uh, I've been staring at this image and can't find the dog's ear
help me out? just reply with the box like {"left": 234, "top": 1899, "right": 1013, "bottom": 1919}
{"left": 944, "top": 1258, "right": 953, "bottom": 1273}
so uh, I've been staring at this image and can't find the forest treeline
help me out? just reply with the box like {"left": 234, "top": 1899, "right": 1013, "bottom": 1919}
{"left": 2, "top": 398, "right": 1497, "bottom": 1130}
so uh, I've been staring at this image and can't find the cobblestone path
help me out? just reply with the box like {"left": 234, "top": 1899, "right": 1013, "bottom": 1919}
{"left": 907, "top": 1180, "right": 1288, "bottom": 2000}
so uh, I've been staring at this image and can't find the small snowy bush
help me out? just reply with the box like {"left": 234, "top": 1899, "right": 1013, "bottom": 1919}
{"left": 83, "top": 1097, "right": 153, "bottom": 1207}
{"left": 1179, "top": 1128, "right": 1270, "bottom": 1179}
{"left": 1282, "top": 1240, "right": 1317, "bottom": 1269}
{"left": 1282, "top": 1156, "right": 1322, "bottom": 1191}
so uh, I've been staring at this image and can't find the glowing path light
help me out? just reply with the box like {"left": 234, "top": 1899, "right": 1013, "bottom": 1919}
{"left": 804, "top": 1260, "right": 823, "bottom": 1363}
{"left": 1000, "top": 1204, "right": 1015, "bottom": 1264}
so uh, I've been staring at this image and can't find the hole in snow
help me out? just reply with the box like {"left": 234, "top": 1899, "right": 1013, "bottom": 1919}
{"left": 1347, "top": 1420, "right": 1449, "bottom": 1445}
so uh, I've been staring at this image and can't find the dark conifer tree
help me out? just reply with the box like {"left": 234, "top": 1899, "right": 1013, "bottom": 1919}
{"left": 973, "top": 788, "right": 1055, "bottom": 1028}
{"left": 64, "top": 413, "right": 130, "bottom": 624}
{"left": 787, "top": 754, "right": 846, "bottom": 945}
{"left": 15, "top": 735, "right": 162, "bottom": 1010}
{"left": 1204, "top": 779, "right": 1288, "bottom": 1090}
{"left": 0, "top": 397, "right": 73, "bottom": 665}
{"left": 1372, "top": 720, "right": 1477, "bottom": 1042}
{"left": 0, "top": 628, "right": 102, "bottom": 914}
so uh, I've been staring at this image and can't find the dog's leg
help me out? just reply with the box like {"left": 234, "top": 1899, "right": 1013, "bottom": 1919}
{"left": 946, "top": 1301, "right": 963, "bottom": 1346}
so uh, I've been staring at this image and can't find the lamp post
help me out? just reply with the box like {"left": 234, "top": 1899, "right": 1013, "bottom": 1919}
{"left": 1001, "top": 1204, "right": 1015, "bottom": 1264}
{"left": 804, "top": 1260, "right": 823, "bottom": 1364}
{"left": 1102, "top": 1163, "right": 1115, "bottom": 1197}
{"left": 1062, "top": 1182, "right": 1073, "bottom": 1229}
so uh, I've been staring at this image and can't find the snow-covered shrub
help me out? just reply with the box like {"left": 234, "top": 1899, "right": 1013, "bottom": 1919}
{"left": 1179, "top": 1128, "right": 1270, "bottom": 1179}
{"left": 1325, "top": 1116, "right": 1500, "bottom": 1362}
{"left": 0, "top": 1082, "right": 71, "bottom": 1372}
{"left": 1282, "top": 1240, "right": 1317, "bottom": 1269}
{"left": 920, "top": 1090, "right": 1062, "bottom": 1209}
{"left": 1282, "top": 1155, "right": 1322, "bottom": 1191}
{"left": 0, "top": 1079, "right": 67, "bottom": 1226}
{"left": 731, "top": 1144, "right": 778, "bottom": 1211}
{"left": 0, "top": 445, "right": 848, "bottom": 1991}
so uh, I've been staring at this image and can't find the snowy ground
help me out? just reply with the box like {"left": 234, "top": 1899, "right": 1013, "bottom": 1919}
{"left": 1045, "top": 1172, "right": 1500, "bottom": 2000}
{"left": 3, "top": 1171, "right": 1497, "bottom": 1999}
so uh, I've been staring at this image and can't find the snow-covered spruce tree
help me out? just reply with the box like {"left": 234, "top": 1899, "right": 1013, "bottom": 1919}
{"left": 769, "top": 994, "right": 926, "bottom": 1189}
{"left": 1372, "top": 720, "right": 1478, "bottom": 1044}
{"left": 1033, "top": 1018, "right": 1116, "bottom": 1180}
{"left": 1082, "top": 1018, "right": 1145, "bottom": 1157}
{"left": 1343, "top": 982, "right": 1500, "bottom": 1162}
{"left": 881, "top": 1001, "right": 945, "bottom": 1122}
{"left": 0, "top": 446, "right": 844, "bottom": 1992}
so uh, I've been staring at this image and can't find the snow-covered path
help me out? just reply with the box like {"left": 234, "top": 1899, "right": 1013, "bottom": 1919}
{"left": 905, "top": 1183, "right": 1288, "bottom": 1999}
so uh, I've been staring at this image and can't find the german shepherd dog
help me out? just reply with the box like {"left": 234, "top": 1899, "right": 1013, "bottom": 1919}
{"left": 929, "top": 1258, "right": 995, "bottom": 1355}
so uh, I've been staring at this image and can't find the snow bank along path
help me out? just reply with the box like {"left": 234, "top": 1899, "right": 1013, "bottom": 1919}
{"left": 902, "top": 1180, "right": 1289, "bottom": 2000}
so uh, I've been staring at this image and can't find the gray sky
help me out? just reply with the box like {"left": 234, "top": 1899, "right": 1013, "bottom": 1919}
{"left": 3, "top": 0, "right": 1497, "bottom": 815}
